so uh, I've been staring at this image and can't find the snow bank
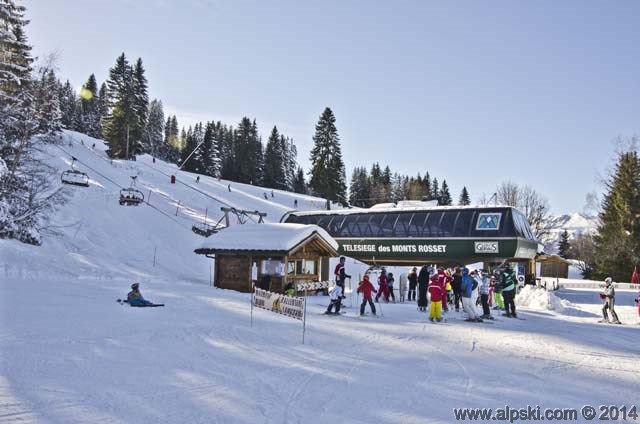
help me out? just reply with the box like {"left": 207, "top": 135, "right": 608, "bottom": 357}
{"left": 516, "top": 285, "right": 572, "bottom": 312}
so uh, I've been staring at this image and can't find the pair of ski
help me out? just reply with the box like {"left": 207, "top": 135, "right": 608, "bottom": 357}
{"left": 502, "top": 313, "right": 525, "bottom": 320}
{"left": 117, "top": 299, "right": 164, "bottom": 307}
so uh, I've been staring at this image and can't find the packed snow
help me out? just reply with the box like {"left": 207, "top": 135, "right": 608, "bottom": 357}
{"left": 1, "top": 131, "right": 640, "bottom": 423}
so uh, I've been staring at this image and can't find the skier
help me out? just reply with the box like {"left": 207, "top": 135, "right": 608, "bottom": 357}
{"left": 461, "top": 268, "right": 481, "bottom": 322}
{"left": 478, "top": 270, "right": 493, "bottom": 319}
{"left": 399, "top": 272, "right": 408, "bottom": 302}
{"left": 357, "top": 275, "right": 377, "bottom": 316}
{"left": 452, "top": 267, "right": 463, "bottom": 311}
{"left": 445, "top": 271, "right": 453, "bottom": 310}
{"left": 325, "top": 285, "right": 343, "bottom": 315}
{"left": 428, "top": 268, "right": 447, "bottom": 322}
{"left": 492, "top": 271, "right": 504, "bottom": 311}
{"left": 407, "top": 267, "right": 418, "bottom": 301}
{"left": 387, "top": 272, "right": 396, "bottom": 303}
{"left": 375, "top": 269, "right": 390, "bottom": 303}
{"left": 271, "top": 190, "right": 274, "bottom": 197}
{"left": 294, "top": 199, "right": 298, "bottom": 208}
{"left": 417, "top": 265, "right": 430, "bottom": 312}
{"left": 196, "top": 176, "right": 200, "bottom": 183}
{"left": 227, "top": 184, "right": 231, "bottom": 192}
{"left": 470, "top": 269, "right": 480, "bottom": 312}
{"left": 263, "top": 192, "right": 268, "bottom": 200}
{"left": 124, "top": 283, "right": 163, "bottom": 307}
{"left": 284, "top": 281, "right": 296, "bottom": 296}
{"left": 599, "top": 277, "right": 621, "bottom": 324}
{"left": 501, "top": 264, "right": 517, "bottom": 318}
{"left": 334, "top": 256, "right": 351, "bottom": 299}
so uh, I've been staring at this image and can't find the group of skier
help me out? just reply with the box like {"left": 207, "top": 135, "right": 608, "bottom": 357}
{"left": 325, "top": 257, "right": 521, "bottom": 322}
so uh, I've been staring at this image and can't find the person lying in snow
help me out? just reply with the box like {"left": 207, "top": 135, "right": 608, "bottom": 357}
{"left": 123, "top": 283, "right": 163, "bottom": 307}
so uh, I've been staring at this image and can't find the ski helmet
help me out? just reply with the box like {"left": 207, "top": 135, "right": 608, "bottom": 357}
{"left": 605, "top": 277, "right": 612, "bottom": 285}
{"left": 131, "top": 282, "right": 139, "bottom": 289}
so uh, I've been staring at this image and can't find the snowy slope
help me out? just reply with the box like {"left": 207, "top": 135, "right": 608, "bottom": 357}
{"left": 2, "top": 131, "right": 640, "bottom": 424}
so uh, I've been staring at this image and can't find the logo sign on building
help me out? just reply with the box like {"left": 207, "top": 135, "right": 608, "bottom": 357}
{"left": 474, "top": 241, "right": 499, "bottom": 254}
{"left": 476, "top": 213, "right": 502, "bottom": 230}
{"left": 253, "top": 288, "right": 305, "bottom": 321}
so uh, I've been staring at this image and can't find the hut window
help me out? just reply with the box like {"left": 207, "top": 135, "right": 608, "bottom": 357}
{"left": 287, "top": 259, "right": 318, "bottom": 276}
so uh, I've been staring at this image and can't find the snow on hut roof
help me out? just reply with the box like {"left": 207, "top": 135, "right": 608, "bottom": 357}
{"left": 194, "top": 223, "right": 339, "bottom": 254}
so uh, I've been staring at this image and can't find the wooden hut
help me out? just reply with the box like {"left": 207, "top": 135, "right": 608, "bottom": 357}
{"left": 194, "top": 223, "right": 339, "bottom": 293}
{"left": 537, "top": 254, "right": 571, "bottom": 279}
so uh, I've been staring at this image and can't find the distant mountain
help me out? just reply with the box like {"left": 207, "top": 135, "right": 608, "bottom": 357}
{"left": 542, "top": 212, "right": 598, "bottom": 253}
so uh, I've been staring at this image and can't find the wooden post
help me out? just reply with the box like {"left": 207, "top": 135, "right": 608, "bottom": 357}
{"left": 302, "top": 297, "right": 307, "bottom": 344}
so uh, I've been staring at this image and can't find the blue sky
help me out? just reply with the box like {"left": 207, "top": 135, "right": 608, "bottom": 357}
{"left": 25, "top": 0, "right": 640, "bottom": 213}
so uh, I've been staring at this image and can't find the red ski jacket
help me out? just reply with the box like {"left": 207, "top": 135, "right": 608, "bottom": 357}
{"left": 357, "top": 279, "right": 377, "bottom": 299}
{"left": 429, "top": 270, "right": 449, "bottom": 302}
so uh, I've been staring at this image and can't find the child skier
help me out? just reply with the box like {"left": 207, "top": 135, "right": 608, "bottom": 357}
{"left": 123, "top": 283, "right": 163, "bottom": 307}
{"left": 325, "top": 285, "right": 343, "bottom": 315}
{"left": 375, "top": 269, "right": 390, "bottom": 303}
{"left": 387, "top": 272, "right": 396, "bottom": 303}
{"left": 357, "top": 275, "right": 377, "bottom": 316}
{"left": 428, "top": 268, "right": 447, "bottom": 322}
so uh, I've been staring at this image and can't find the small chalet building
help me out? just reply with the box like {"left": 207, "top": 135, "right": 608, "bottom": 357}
{"left": 536, "top": 254, "right": 571, "bottom": 279}
{"left": 194, "top": 223, "right": 339, "bottom": 293}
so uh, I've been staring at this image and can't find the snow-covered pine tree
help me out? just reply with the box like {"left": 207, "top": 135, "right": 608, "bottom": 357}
{"left": 0, "top": 0, "right": 64, "bottom": 244}
{"left": 458, "top": 186, "right": 471, "bottom": 206}
{"left": 201, "top": 121, "right": 221, "bottom": 177}
{"left": 34, "top": 68, "right": 62, "bottom": 134}
{"left": 309, "top": 107, "right": 347, "bottom": 208}
{"left": 146, "top": 99, "right": 164, "bottom": 158}
{"left": 281, "top": 135, "right": 298, "bottom": 191}
{"left": 58, "top": 80, "right": 76, "bottom": 129}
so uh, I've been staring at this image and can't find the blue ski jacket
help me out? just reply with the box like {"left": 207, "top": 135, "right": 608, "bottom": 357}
{"left": 461, "top": 268, "right": 474, "bottom": 298}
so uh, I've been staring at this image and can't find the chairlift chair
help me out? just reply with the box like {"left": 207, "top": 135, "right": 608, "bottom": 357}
{"left": 61, "top": 158, "right": 89, "bottom": 187}
{"left": 119, "top": 176, "right": 144, "bottom": 206}
{"left": 191, "top": 222, "right": 220, "bottom": 237}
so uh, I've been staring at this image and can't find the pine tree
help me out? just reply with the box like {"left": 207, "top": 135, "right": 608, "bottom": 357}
{"left": 33, "top": 69, "right": 62, "bottom": 134}
{"left": 102, "top": 53, "right": 137, "bottom": 158}
{"left": 1, "top": 0, "right": 63, "bottom": 244}
{"left": 201, "top": 121, "right": 221, "bottom": 177}
{"left": 96, "top": 82, "right": 108, "bottom": 137}
{"left": 349, "top": 166, "right": 371, "bottom": 207}
{"left": 558, "top": 230, "right": 571, "bottom": 259}
{"left": 79, "top": 74, "right": 100, "bottom": 137}
{"left": 439, "top": 180, "right": 452, "bottom": 205}
{"left": 309, "top": 107, "right": 347, "bottom": 207}
{"left": 263, "top": 126, "right": 286, "bottom": 190}
{"left": 146, "top": 99, "right": 164, "bottom": 158}
{"left": 293, "top": 166, "right": 307, "bottom": 194}
{"left": 132, "top": 58, "right": 148, "bottom": 153}
{"left": 431, "top": 178, "right": 440, "bottom": 203}
{"left": 423, "top": 172, "right": 432, "bottom": 200}
{"left": 458, "top": 186, "right": 471, "bottom": 206}
{"left": 58, "top": 80, "right": 76, "bottom": 129}
{"left": 593, "top": 148, "right": 640, "bottom": 281}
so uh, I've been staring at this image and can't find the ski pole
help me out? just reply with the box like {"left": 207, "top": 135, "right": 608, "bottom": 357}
{"left": 348, "top": 276, "right": 353, "bottom": 308}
